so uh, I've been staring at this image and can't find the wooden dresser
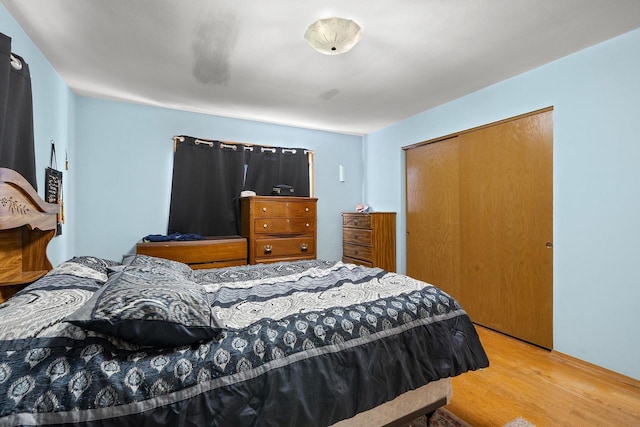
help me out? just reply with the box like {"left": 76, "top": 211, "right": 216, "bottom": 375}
{"left": 136, "top": 237, "right": 247, "bottom": 270}
{"left": 240, "top": 196, "right": 317, "bottom": 264}
{"left": 342, "top": 212, "right": 396, "bottom": 272}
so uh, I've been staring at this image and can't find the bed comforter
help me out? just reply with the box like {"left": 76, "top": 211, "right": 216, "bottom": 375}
{"left": 0, "top": 257, "right": 488, "bottom": 427}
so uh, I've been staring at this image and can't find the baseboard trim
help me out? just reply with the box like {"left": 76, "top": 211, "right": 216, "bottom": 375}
{"left": 550, "top": 350, "right": 639, "bottom": 387}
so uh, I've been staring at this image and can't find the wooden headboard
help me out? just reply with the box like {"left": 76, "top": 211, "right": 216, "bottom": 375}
{"left": 0, "top": 167, "right": 59, "bottom": 303}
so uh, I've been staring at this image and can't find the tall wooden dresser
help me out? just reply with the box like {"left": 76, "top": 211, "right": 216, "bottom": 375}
{"left": 240, "top": 196, "right": 317, "bottom": 264}
{"left": 342, "top": 212, "right": 396, "bottom": 272}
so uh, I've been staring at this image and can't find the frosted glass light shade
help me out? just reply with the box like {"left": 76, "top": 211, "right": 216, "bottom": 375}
{"left": 304, "top": 17, "right": 362, "bottom": 55}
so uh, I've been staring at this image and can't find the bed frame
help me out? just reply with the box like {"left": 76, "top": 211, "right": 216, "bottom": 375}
{"left": 332, "top": 378, "right": 451, "bottom": 426}
{"left": 0, "top": 167, "right": 59, "bottom": 303}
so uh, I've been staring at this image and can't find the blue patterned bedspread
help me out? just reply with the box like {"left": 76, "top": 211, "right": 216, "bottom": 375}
{"left": 0, "top": 258, "right": 488, "bottom": 427}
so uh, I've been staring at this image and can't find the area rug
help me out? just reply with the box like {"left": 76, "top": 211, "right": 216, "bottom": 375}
{"left": 503, "top": 418, "right": 536, "bottom": 427}
{"left": 401, "top": 408, "right": 471, "bottom": 427}
{"left": 402, "top": 408, "right": 536, "bottom": 427}
{"left": 426, "top": 408, "right": 472, "bottom": 427}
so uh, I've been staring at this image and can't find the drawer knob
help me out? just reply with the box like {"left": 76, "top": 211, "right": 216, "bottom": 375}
{"left": 264, "top": 245, "right": 272, "bottom": 254}
{"left": 305, "top": 223, "right": 310, "bottom": 227}
{"left": 263, "top": 223, "right": 268, "bottom": 228}
{"left": 300, "top": 243, "right": 308, "bottom": 252}
{"left": 305, "top": 207, "right": 309, "bottom": 212}
{"left": 354, "top": 221, "right": 358, "bottom": 225}
{"left": 262, "top": 207, "right": 267, "bottom": 212}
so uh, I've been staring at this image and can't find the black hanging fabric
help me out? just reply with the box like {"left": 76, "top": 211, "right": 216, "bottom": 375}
{"left": 244, "top": 147, "right": 310, "bottom": 197}
{"left": 243, "top": 148, "right": 280, "bottom": 196}
{"left": 168, "top": 136, "right": 247, "bottom": 236}
{"left": 0, "top": 32, "right": 37, "bottom": 190}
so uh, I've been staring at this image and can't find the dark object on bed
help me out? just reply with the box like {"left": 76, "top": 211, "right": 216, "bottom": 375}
{"left": 0, "top": 256, "right": 489, "bottom": 426}
{"left": 0, "top": 167, "right": 59, "bottom": 303}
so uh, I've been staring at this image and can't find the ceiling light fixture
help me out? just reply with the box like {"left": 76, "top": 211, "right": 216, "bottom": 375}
{"left": 304, "top": 17, "right": 362, "bottom": 55}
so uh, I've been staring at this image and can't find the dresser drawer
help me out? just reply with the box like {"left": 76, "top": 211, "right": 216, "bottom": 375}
{"left": 343, "top": 243, "right": 373, "bottom": 262}
{"left": 343, "top": 214, "right": 371, "bottom": 229}
{"left": 343, "top": 228, "right": 372, "bottom": 246}
{"left": 253, "top": 200, "right": 316, "bottom": 218}
{"left": 254, "top": 218, "right": 315, "bottom": 235}
{"left": 254, "top": 237, "right": 316, "bottom": 259}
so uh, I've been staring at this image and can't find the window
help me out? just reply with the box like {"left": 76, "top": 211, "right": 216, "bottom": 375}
{"left": 168, "top": 135, "right": 313, "bottom": 236}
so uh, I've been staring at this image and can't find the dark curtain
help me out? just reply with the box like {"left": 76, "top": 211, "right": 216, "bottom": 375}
{"left": 168, "top": 137, "right": 247, "bottom": 236}
{"left": 0, "top": 32, "right": 37, "bottom": 190}
{"left": 244, "top": 147, "right": 310, "bottom": 197}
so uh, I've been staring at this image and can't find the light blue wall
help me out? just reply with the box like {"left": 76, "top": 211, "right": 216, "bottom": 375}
{"left": 74, "top": 97, "right": 363, "bottom": 261}
{"left": 364, "top": 28, "right": 640, "bottom": 379}
{"left": 1, "top": 4, "right": 75, "bottom": 266}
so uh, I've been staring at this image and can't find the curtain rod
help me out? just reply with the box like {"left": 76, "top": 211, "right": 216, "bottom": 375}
{"left": 172, "top": 135, "right": 313, "bottom": 155}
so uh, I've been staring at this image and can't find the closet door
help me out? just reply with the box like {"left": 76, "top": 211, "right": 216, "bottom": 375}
{"left": 405, "top": 109, "right": 553, "bottom": 349}
{"left": 459, "top": 111, "right": 553, "bottom": 349}
{"left": 406, "top": 136, "right": 461, "bottom": 299}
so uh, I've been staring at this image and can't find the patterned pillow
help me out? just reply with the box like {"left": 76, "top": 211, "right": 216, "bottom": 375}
{"left": 122, "top": 253, "right": 194, "bottom": 279}
{"left": 48, "top": 256, "right": 121, "bottom": 283}
{"left": 66, "top": 263, "right": 222, "bottom": 347}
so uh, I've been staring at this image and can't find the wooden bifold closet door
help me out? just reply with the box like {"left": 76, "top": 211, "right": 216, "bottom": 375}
{"left": 406, "top": 109, "right": 553, "bottom": 349}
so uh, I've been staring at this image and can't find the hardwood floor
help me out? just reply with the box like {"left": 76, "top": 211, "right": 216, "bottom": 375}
{"left": 446, "top": 326, "right": 640, "bottom": 426}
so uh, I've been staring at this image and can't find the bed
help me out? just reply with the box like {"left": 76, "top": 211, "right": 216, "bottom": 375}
{"left": 0, "top": 168, "right": 489, "bottom": 427}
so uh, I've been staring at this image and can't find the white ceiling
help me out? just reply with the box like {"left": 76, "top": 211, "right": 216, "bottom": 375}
{"left": 3, "top": 0, "right": 640, "bottom": 135}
